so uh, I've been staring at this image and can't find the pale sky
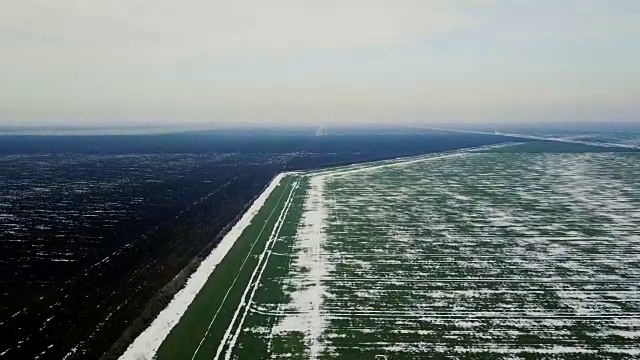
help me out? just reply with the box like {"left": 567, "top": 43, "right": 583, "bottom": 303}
{"left": 1, "top": 0, "right": 639, "bottom": 128}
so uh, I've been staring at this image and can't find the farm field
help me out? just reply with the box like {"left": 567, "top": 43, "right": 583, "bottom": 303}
{"left": 0, "top": 132, "right": 507, "bottom": 359}
{"left": 132, "top": 143, "right": 640, "bottom": 359}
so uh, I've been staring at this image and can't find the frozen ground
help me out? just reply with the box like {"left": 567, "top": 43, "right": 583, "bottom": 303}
{"left": 230, "top": 148, "right": 640, "bottom": 359}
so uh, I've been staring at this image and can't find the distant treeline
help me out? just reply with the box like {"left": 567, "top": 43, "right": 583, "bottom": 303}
{"left": 0, "top": 132, "right": 512, "bottom": 155}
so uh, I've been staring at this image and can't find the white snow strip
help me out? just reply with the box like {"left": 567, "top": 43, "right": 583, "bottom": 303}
{"left": 272, "top": 175, "right": 329, "bottom": 359}
{"left": 119, "top": 173, "right": 288, "bottom": 360}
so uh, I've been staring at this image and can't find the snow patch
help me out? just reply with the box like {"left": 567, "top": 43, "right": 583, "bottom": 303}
{"left": 272, "top": 175, "right": 329, "bottom": 359}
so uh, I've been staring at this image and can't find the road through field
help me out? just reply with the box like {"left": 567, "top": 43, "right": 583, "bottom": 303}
{"left": 119, "top": 174, "right": 302, "bottom": 360}
{"left": 159, "top": 175, "right": 301, "bottom": 360}
{"left": 213, "top": 177, "right": 301, "bottom": 360}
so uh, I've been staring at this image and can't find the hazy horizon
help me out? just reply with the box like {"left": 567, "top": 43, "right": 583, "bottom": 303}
{"left": 2, "top": 120, "right": 640, "bottom": 137}
{"left": 2, "top": 0, "right": 639, "bottom": 128}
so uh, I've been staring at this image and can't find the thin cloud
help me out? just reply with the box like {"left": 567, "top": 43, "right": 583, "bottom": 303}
{"left": 2, "top": 0, "right": 476, "bottom": 58}
{"left": 0, "top": 0, "right": 638, "bottom": 127}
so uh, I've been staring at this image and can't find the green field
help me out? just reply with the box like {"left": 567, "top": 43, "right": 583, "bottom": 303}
{"left": 149, "top": 142, "right": 640, "bottom": 359}
{"left": 155, "top": 175, "right": 306, "bottom": 360}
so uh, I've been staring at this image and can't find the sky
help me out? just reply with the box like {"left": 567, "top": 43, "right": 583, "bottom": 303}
{"left": 1, "top": 0, "right": 639, "bottom": 129}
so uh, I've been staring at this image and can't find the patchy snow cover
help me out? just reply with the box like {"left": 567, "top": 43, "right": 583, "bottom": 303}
{"left": 119, "top": 173, "right": 287, "bottom": 360}
{"left": 272, "top": 175, "right": 330, "bottom": 359}
{"left": 314, "top": 143, "right": 515, "bottom": 178}
{"left": 126, "top": 145, "right": 640, "bottom": 359}
{"left": 252, "top": 151, "right": 640, "bottom": 358}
